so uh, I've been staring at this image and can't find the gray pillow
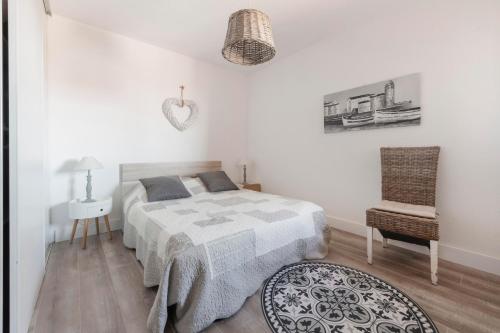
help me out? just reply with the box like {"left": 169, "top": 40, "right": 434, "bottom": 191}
{"left": 198, "top": 171, "right": 239, "bottom": 192}
{"left": 139, "top": 176, "right": 191, "bottom": 202}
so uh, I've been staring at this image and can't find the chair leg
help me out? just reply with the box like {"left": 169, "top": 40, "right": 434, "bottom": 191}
{"left": 367, "top": 226, "right": 373, "bottom": 264}
{"left": 382, "top": 237, "right": 388, "bottom": 248}
{"left": 430, "top": 240, "right": 438, "bottom": 285}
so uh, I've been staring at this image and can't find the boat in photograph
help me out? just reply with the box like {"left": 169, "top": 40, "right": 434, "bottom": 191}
{"left": 324, "top": 114, "right": 344, "bottom": 125}
{"left": 342, "top": 111, "right": 374, "bottom": 127}
{"left": 375, "top": 106, "right": 421, "bottom": 124}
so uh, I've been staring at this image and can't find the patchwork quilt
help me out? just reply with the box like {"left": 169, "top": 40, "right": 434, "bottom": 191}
{"left": 122, "top": 184, "right": 330, "bottom": 333}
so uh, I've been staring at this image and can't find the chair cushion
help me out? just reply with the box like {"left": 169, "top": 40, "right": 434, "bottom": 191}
{"left": 374, "top": 200, "right": 436, "bottom": 218}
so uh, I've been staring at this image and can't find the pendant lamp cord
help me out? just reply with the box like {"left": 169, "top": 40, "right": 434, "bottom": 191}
{"left": 179, "top": 85, "right": 185, "bottom": 107}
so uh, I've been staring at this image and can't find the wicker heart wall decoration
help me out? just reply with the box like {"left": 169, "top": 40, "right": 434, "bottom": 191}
{"left": 162, "top": 85, "right": 198, "bottom": 131}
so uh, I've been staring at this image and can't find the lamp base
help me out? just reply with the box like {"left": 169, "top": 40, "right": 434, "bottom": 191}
{"left": 84, "top": 170, "right": 96, "bottom": 203}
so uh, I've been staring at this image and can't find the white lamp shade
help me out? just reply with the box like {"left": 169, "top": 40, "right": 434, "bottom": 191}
{"left": 238, "top": 159, "right": 251, "bottom": 166}
{"left": 74, "top": 156, "right": 103, "bottom": 171}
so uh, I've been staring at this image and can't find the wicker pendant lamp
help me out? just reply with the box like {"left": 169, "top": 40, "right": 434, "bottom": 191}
{"left": 222, "top": 9, "right": 276, "bottom": 66}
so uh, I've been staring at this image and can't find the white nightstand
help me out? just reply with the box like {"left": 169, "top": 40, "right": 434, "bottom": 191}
{"left": 238, "top": 183, "right": 261, "bottom": 192}
{"left": 68, "top": 197, "right": 113, "bottom": 249}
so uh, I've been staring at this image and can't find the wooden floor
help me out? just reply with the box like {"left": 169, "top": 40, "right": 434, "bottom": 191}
{"left": 30, "top": 229, "right": 500, "bottom": 333}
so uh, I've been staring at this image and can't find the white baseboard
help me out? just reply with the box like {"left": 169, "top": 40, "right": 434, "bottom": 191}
{"left": 327, "top": 215, "right": 500, "bottom": 276}
{"left": 55, "top": 217, "right": 122, "bottom": 242}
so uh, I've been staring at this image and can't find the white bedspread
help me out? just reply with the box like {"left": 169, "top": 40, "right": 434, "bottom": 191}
{"left": 122, "top": 184, "right": 329, "bottom": 333}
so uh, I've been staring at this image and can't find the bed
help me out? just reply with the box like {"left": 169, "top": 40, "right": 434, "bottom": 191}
{"left": 120, "top": 161, "right": 330, "bottom": 333}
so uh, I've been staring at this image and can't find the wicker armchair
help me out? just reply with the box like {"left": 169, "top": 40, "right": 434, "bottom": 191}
{"left": 366, "top": 147, "right": 440, "bottom": 284}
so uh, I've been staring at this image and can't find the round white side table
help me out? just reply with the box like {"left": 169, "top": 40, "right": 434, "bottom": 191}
{"left": 68, "top": 197, "right": 112, "bottom": 249}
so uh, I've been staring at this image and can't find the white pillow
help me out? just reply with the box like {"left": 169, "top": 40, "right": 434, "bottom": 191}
{"left": 181, "top": 177, "right": 208, "bottom": 195}
{"left": 374, "top": 200, "right": 436, "bottom": 219}
{"left": 123, "top": 182, "right": 148, "bottom": 203}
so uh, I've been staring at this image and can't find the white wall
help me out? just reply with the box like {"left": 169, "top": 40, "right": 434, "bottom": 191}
{"left": 47, "top": 16, "right": 249, "bottom": 241}
{"left": 9, "top": 0, "right": 48, "bottom": 331}
{"left": 247, "top": 0, "right": 500, "bottom": 274}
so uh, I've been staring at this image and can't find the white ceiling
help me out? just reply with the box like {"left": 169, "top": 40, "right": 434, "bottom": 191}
{"left": 50, "top": 0, "right": 366, "bottom": 71}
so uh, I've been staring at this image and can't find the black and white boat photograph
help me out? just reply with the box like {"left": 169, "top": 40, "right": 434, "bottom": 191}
{"left": 324, "top": 73, "right": 421, "bottom": 133}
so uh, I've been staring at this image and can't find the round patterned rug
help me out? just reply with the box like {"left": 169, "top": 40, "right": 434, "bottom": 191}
{"left": 262, "top": 262, "right": 438, "bottom": 333}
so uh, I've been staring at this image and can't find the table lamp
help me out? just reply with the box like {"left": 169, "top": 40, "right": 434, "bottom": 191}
{"left": 238, "top": 159, "right": 251, "bottom": 184}
{"left": 74, "top": 156, "right": 103, "bottom": 202}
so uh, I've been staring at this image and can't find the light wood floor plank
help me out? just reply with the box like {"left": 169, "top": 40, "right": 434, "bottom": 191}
{"left": 30, "top": 229, "right": 500, "bottom": 333}
{"left": 101, "top": 234, "right": 156, "bottom": 333}
{"left": 78, "top": 236, "right": 127, "bottom": 333}
{"left": 31, "top": 241, "right": 81, "bottom": 333}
